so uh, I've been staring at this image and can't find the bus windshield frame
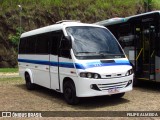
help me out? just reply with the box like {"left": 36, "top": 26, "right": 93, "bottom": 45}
{"left": 66, "top": 26, "right": 125, "bottom": 60}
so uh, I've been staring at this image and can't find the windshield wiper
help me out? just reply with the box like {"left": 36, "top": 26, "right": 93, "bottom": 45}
{"left": 99, "top": 51, "right": 123, "bottom": 55}
{"left": 97, "top": 51, "right": 110, "bottom": 57}
{"left": 99, "top": 51, "right": 111, "bottom": 54}
{"left": 98, "top": 53, "right": 106, "bottom": 57}
{"left": 76, "top": 52, "right": 97, "bottom": 54}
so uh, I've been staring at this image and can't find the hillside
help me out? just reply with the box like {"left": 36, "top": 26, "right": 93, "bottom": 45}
{"left": 0, "top": 0, "right": 159, "bottom": 67}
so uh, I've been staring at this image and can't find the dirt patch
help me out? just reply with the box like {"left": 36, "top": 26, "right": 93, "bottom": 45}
{"left": 0, "top": 72, "right": 19, "bottom": 78}
{"left": 0, "top": 77, "right": 160, "bottom": 119}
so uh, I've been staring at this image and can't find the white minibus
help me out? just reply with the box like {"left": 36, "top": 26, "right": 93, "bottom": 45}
{"left": 18, "top": 21, "right": 133, "bottom": 104}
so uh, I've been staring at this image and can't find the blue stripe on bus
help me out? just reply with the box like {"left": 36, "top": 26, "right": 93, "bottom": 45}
{"left": 18, "top": 59, "right": 50, "bottom": 65}
{"left": 18, "top": 59, "right": 131, "bottom": 69}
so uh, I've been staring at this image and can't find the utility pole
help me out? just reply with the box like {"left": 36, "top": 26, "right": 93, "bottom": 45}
{"left": 18, "top": 5, "right": 22, "bottom": 34}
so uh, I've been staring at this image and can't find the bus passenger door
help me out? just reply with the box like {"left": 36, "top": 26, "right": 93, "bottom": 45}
{"left": 155, "top": 26, "right": 160, "bottom": 81}
{"left": 135, "top": 24, "right": 156, "bottom": 80}
{"left": 50, "top": 31, "right": 63, "bottom": 91}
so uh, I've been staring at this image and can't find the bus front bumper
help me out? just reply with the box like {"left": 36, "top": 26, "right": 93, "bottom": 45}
{"left": 75, "top": 75, "right": 133, "bottom": 97}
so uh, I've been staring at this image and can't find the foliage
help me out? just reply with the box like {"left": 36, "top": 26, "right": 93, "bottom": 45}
{"left": 152, "top": 0, "right": 160, "bottom": 9}
{"left": 0, "top": 0, "right": 145, "bottom": 16}
{"left": 8, "top": 27, "right": 23, "bottom": 51}
{"left": 0, "top": 0, "right": 160, "bottom": 53}
{"left": 144, "top": 0, "right": 153, "bottom": 11}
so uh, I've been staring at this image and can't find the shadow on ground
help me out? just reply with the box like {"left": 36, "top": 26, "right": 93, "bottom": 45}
{"left": 16, "top": 84, "right": 130, "bottom": 109}
{"left": 134, "top": 80, "right": 160, "bottom": 92}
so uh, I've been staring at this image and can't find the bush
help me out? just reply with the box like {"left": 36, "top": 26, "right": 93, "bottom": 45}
{"left": 9, "top": 27, "right": 24, "bottom": 51}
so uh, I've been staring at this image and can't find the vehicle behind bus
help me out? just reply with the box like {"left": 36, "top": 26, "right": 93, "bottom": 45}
{"left": 95, "top": 11, "right": 160, "bottom": 85}
{"left": 18, "top": 21, "right": 133, "bottom": 104}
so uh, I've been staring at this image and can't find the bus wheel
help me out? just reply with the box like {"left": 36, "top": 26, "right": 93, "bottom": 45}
{"left": 63, "top": 81, "right": 79, "bottom": 105}
{"left": 111, "top": 92, "right": 125, "bottom": 98}
{"left": 25, "top": 73, "right": 35, "bottom": 90}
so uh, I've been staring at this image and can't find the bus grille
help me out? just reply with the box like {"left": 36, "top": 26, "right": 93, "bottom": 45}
{"left": 97, "top": 81, "right": 128, "bottom": 91}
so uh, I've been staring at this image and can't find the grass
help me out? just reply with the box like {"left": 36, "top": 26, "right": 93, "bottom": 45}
{"left": 0, "top": 0, "right": 158, "bottom": 23}
{"left": 0, "top": 0, "right": 159, "bottom": 20}
{"left": 152, "top": 0, "right": 160, "bottom": 9}
{"left": 0, "top": 0, "right": 144, "bottom": 15}
{"left": 0, "top": 0, "right": 159, "bottom": 69}
{"left": 0, "top": 77, "right": 21, "bottom": 82}
{"left": 0, "top": 68, "right": 18, "bottom": 73}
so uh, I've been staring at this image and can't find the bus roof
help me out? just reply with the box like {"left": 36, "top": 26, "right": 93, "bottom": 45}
{"left": 21, "top": 21, "right": 105, "bottom": 38}
{"left": 95, "top": 11, "right": 160, "bottom": 26}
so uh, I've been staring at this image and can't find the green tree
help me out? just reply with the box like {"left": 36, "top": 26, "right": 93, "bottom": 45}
{"left": 144, "top": 0, "right": 152, "bottom": 12}
{"left": 9, "top": 27, "right": 24, "bottom": 51}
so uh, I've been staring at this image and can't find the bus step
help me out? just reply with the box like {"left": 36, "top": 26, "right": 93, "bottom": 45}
{"left": 137, "top": 77, "right": 155, "bottom": 81}
{"left": 137, "top": 74, "right": 155, "bottom": 80}
{"left": 137, "top": 78, "right": 149, "bottom": 80}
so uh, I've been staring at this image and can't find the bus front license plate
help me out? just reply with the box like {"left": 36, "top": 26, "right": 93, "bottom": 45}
{"left": 108, "top": 87, "right": 119, "bottom": 94}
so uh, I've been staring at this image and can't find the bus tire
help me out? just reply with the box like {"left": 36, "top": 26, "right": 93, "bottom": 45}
{"left": 111, "top": 92, "right": 125, "bottom": 98}
{"left": 25, "top": 73, "right": 35, "bottom": 90}
{"left": 63, "top": 81, "right": 79, "bottom": 105}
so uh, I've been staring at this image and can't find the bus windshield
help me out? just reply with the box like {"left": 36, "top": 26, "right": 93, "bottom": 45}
{"left": 66, "top": 26, "right": 124, "bottom": 59}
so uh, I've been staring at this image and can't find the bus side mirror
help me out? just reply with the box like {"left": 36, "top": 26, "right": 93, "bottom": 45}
{"left": 60, "top": 36, "right": 72, "bottom": 49}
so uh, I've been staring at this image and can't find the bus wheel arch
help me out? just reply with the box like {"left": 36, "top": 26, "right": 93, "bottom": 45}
{"left": 63, "top": 77, "right": 79, "bottom": 105}
{"left": 24, "top": 69, "right": 34, "bottom": 83}
{"left": 24, "top": 71, "right": 35, "bottom": 90}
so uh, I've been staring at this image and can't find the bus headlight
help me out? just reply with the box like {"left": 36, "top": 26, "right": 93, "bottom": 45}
{"left": 80, "top": 72, "right": 101, "bottom": 79}
{"left": 125, "top": 68, "right": 133, "bottom": 76}
{"left": 94, "top": 74, "right": 99, "bottom": 79}
{"left": 87, "top": 73, "right": 92, "bottom": 78}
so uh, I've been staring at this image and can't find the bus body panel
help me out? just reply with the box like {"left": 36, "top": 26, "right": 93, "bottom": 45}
{"left": 18, "top": 55, "right": 51, "bottom": 88}
{"left": 50, "top": 56, "right": 77, "bottom": 91}
{"left": 155, "top": 56, "right": 160, "bottom": 81}
{"left": 50, "top": 55, "right": 59, "bottom": 90}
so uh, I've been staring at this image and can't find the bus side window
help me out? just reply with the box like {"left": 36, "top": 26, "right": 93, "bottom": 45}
{"left": 36, "top": 33, "right": 49, "bottom": 54}
{"left": 119, "top": 34, "right": 135, "bottom": 47}
{"left": 59, "top": 36, "right": 71, "bottom": 59}
{"left": 50, "top": 31, "right": 71, "bottom": 59}
{"left": 51, "top": 31, "right": 63, "bottom": 55}
{"left": 118, "top": 24, "right": 135, "bottom": 47}
{"left": 25, "top": 36, "right": 36, "bottom": 54}
{"left": 19, "top": 38, "right": 26, "bottom": 54}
